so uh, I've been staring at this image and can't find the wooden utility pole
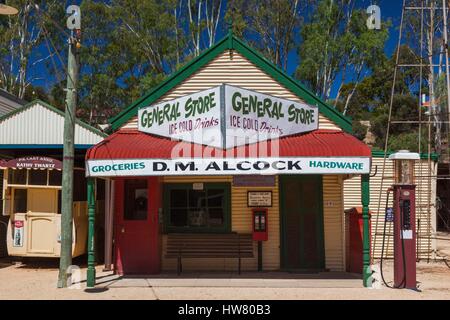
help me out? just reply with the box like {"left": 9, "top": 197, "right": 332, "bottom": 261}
{"left": 443, "top": 0, "right": 450, "bottom": 136}
{"left": 57, "top": 6, "right": 81, "bottom": 288}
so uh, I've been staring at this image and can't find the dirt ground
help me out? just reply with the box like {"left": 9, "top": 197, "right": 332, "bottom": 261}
{"left": 0, "top": 235, "right": 449, "bottom": 300}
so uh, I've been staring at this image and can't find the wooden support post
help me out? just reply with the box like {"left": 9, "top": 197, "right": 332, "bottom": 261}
{"left": 86, "top": 177, "right": 96, "bottom": 287}
{"left": 361, "top": 174, "right": 372, "bottom": 287}
{"left": 104, "top": 179, "right": 114, "bottom": 271}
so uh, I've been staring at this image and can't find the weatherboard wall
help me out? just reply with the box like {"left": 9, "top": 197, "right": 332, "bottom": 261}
{"left": 121, "top": 51, "right": 341, "bottom": 132}
{"left": 160, "top": 175, "right": 345, "bottom": 272}
{"left": 343, "top": 157, "right": 437, "bottom": 260}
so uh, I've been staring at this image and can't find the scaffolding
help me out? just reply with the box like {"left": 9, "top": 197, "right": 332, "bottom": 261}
{"left": 373, "top": 0, "right": 450, "bottom": 263}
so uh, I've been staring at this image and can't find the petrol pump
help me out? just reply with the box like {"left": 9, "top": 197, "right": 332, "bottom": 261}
{"left": 381, "top": 150, "right": 419, "bottom": 289}
{"left": 252, "top": 208, "right": 268, "bottom": 271}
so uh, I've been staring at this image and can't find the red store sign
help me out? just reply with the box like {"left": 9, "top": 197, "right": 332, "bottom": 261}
{"left": 5, "top": 157, "right": 62, "bottom": 170}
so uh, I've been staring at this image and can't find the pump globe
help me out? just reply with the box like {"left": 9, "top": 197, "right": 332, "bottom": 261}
{"left": 0, "top": 1, "right": 18, "bottom": 15}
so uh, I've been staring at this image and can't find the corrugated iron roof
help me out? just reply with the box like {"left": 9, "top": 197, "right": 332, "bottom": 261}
{"left": 86, "top": 129, "right": 371, "bottom": 160}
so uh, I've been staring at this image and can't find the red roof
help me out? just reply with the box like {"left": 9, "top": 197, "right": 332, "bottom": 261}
{"left": 86, "top": 129, "right": 371, "bottom": 160}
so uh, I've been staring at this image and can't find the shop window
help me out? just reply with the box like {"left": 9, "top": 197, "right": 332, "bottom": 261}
{"left": 49, "top": 170, "right": 62, "bottom": 186}
{"left": 124, "top": 180, "right": 148, "bottom": 221}
{"left": 164, "top": 183, "right": 230, "bottom": 233}
{"left": 8, "top": 169, "right": 64, "bottom": 187}
{"left": 8, "top": 169, "right": 27, "bottom": 185}
{"left": 29, "top": 169, "right": 48, "bottom": 185}
{"left": 13, "top": 189, "right": 27, "bottom": 213}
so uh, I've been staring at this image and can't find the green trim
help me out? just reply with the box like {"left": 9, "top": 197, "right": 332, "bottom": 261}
{"left": 0, "top": 99, "right": 107, "bottom": 138}
{"left": 86, "top": 177, "right": 96, "bottom": 288}
{"left": 371, "top": 149, "right": 439, "bottom": 161}
{"left": 361, "top": 174, "right": 371, "bottom": 288}
{"left": 109, "top": 36, "right": 231, "bottom": 131}
{"left": 162, "top": 182, "right": 231, "bottom": 233}
{"left": 279, "top": 175, "right": 325, "bottom": 270}
{"left": 232, "top": 38, "right": 352, "bottom": 133}
{"left": 109, "top": 32, "right": 353, "bottom": 133}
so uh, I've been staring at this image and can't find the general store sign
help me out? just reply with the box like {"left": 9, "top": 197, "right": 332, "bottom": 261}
{"left": 138, "top": 84, "right": 319, "bottom": 148}
{"left": 139, "top": 86, "right": 223, "bottom": 148}
{"left": 86, "top": 157, "right": 370, "bottom": 177}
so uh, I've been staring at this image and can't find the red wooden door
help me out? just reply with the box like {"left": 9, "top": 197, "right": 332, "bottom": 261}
{"left": 114, "top": 177, "right": 161, "bottom": 275}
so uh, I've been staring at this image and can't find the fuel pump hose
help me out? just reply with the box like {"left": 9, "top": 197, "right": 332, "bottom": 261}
{"left": 379, "top": 188, "right": 407, "bottom": 289}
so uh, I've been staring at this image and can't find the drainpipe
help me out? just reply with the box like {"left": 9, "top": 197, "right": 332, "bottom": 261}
{"left": 87, "top": 177, "right": 96, "bottom": 287}
{"left": 361, "top": 174, "right": 372, "bottom": 287}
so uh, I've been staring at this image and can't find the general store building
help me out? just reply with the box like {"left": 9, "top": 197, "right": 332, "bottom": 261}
{"left": 84, "top": 32, "right": 376, "bottom": 287}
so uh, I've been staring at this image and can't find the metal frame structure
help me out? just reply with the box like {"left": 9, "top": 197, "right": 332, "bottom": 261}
{"left": 374, "top": 0, "right": 450, "bottom": 264}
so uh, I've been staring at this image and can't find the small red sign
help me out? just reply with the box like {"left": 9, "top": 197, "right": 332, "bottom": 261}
{"left": 14, "top": 220, "right": 24, "bottom": 228}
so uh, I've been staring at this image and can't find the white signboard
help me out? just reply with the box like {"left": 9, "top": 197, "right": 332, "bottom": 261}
{"left": 138, "top": 84, "right": 319, "bottom": 148}
{"left": 86, "top": 157, "right": 370, "bottom": 177}
{"left": 248, "top": 191, "right": 272, "bottom": 207}
{"left": 224, "top": 85, "right": 318, "bottom": 148}
{"left": 138, "top": 86, "right": 223, "bottom": 148}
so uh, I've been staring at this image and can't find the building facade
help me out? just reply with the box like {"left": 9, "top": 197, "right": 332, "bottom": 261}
{"left": 84, "top": 32, "right": 374, "bottom": 287}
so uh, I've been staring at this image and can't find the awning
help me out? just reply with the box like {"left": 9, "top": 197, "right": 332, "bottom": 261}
{"left": 86, "top": 129, "right": 372, "bottom": 177}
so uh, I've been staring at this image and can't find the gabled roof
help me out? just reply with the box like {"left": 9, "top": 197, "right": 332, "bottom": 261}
{"left": 108, "top": 31, "right": 353, "bottom": 133}
{"left": 0, "top": 89, "right": 25, "bottom": 116}
{"left": 0, "top": 88, "right": 26, "bottom": 105}
{"left": 0, "top": 100, "right": 107, "bottom": 147}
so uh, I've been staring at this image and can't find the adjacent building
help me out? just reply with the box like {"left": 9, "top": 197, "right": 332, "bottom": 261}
{"left": 0, "top": 100, "right": 106, "bottom": 258}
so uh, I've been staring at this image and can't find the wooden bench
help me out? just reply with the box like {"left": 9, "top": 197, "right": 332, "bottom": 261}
{"left": 165, "top": 233, "right": 254, "bottom": 274}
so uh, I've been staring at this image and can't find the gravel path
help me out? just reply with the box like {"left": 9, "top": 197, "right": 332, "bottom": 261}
{"left": 0, "top": 259, "right": 449, "bottom": 300}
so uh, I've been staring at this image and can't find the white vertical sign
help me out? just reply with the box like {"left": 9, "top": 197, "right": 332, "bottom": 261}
{"left": 224, "top": 85, "right": 319, "bottom": 148}
{"left": 138, "top": 86, "right": 223, "bottom": 148}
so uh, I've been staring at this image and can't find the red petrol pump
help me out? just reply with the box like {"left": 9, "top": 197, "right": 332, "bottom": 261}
{"left": 392, "top": 184, "right": 416, "bottom": 288}
{"left": 381, "top": 150, "right": 419, "bottom": 290}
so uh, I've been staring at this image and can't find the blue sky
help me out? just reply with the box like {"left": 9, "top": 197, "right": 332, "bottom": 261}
{"left": 28, "top": 0, "right": 404, "bottom": 100}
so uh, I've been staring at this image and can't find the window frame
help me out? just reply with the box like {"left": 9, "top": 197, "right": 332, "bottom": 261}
{"left": 163, "top": 182, "right": 231, "bottom": 233}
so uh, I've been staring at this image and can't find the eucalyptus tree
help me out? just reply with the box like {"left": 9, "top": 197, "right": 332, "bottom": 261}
{"left": 295, "top": 0, "right": 388, "bottom": 109}
{"left": 0, "top": 0, "right": 63, "bottom": 99}
{"left": 226, "top": 0, "right": 307, "bottom": 71}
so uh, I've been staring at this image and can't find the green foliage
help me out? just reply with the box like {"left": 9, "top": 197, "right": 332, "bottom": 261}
{"left": 352, "top": 121, "right": 368, "bottom": 141}
{"left": 387, "top": 131, "right": 429, "bottom": 153}
{"left": 369, "top": 94, "right": 431, "bottom": 152}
